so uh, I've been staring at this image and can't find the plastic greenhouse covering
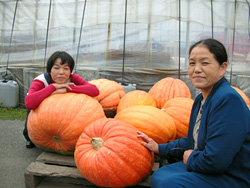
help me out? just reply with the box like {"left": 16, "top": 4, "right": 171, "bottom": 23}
{"left": 0, "top": 0, "right": 250, "bottom": 107}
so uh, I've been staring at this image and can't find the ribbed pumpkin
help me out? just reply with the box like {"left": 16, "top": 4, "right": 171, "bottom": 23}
{"left": 232, "top": 86, "right": 250, "bottom": 110}
{"left": 74, "top": 118, "right": 154, "bottom": 188}
{"left": 27, "top": 93, "right": 106, "bottom": 155}
{"left": 115, "top": 105, "right": 176, "bottom": 144}
{"left": 148, "top": 77, "right": 191, "bottom": 109}
{"left": 162, "top": 97, "right": 194, "bottom": 139}
{"left": 89, "top": 79, "right": 126, "bottom": 117}
{"left": 117, "top": 90, "right": 157, "bottom": 113}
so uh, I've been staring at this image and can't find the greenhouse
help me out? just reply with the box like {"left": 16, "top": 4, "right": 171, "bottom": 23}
{"left": 0, "top": 0, "right": 250, "bottom": 107}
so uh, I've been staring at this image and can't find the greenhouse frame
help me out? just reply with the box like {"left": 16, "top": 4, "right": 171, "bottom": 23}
{"left": 0, "top": 0, "right": 249, "bottom": 107}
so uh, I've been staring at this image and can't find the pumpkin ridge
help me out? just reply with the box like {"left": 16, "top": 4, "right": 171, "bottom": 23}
{"left": 89, "top": 79, "right": 125, "bottom": 117}
{"left": 162, "top": 97, "right": 193, "bottom": 139}
{"left": 117, "top": 106, "right": 168, "bottom": 129}
{"left": 177, "top": 79, "right": 184, "bottom": 97}
{"left": 60, "top": 96, "right": 93, "bottom": 136}
{"left": 98, "top": 148, "right": 129, "bottom": 187}
{"left": 87, "top": 138, "right": 133, "bottom": 187}
{"left": 104, "top": 133, "right": 145, "bottom": 154}
{"left": 158, "top": 80, "right": 166, "bottom": 107}
{"left": 115, "top": 105, "right": 176, "bottom": 143}
{"left": 80, "top": 151, "right": 98, "bottom": 183}
{"left": 35, "top": 112, "right": 59, "bottom": 148}
{"left": 174, "top": 79, "right": 180, "bottom": 97}
{"left": 101, "top": 86, "right": 124, "bottom": 100}
{"left": 100, "top": 92, "right": 124, "bottom": 109}
{"left": 102, "top": 141, "right": 150, "bottom": 185}
{"left": 169, "top": 78, "right": 175, "bottom": 100}
{"left": 92, "top": 149, "right": 112, "bottom": 185}
{"left": 51, "top": 94, "right": 81, "bottom": 138}
{"left": 93, "top": 79, "right": 124, "bottom": 102}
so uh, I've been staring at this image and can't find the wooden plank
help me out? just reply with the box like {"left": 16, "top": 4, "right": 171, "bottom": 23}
{"left": 25, "top": 152, "right": 159, "bottom": 188}
{"left": 25, "top": 162, "right": 82, "bottom": 179}
{"left": 152, "top": 162, "right": 160, "bottom": 172}
{"left": 24, "top": 171, "right": 45, "bottom": 188}
{"left": 137, "top": 163, "right": 159, "bottom": 187}
{"left": 24, "top": 162, "right": 95, "bottom": 188}
{"left": 36, "top": 152, "right": 76, "bottom": 167}
{"left": 24, "top": 162, "right": 82, "bottom": 188}
{"left": 37, "top": 177, "right": 97, "bottom": 188}
{"left": 138, "top": 175, "right": 152, "bottom": 187}
{"left": 37, "top": 178, "right": 83, "bottom": 188}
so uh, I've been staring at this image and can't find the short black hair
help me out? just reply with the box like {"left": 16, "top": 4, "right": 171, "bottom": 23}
{"left": 189, "top": 38, "right": 228, "bottom": 65}
{"left": 46, "top": 51, "right": 75, "bottom": 74}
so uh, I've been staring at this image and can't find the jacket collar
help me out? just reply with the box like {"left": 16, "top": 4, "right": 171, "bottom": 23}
{"left": 196, "top": 77, "right": 227, "bottom": 110}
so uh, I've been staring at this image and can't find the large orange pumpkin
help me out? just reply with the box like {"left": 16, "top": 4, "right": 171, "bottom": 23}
{"left": 27, "top": 93, "right": 106, "bottom": 155}
{"left": 89, "top": 79, "right": 126, "bottom": 117}
{"left": 74, "top": 118, "right": 154, "bottom": 188}
{"left": 117, "top": 90, "right": 157, "bottom": 113}
{"left": 115, "top": 105, "right": 176, "bottom": 144}
{"left": 148, "top": 77, "right": 191, "bottom": 109}
{"left": 232, "top": 86, "right": 250, "bottom": 110}
{"left": 162, "top": 97, "right": 194, "bottom": 139}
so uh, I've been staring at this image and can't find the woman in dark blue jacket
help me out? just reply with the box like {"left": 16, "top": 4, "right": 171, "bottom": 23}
{"left": 138, "top": 38, "right": 250, "bottom": 187}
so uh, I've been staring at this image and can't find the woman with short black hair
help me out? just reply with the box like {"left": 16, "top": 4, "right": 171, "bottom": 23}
{"left": 23, "top": 51, "right": 99, "bottom": 148}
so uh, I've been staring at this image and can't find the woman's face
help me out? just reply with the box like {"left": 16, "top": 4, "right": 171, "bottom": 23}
{"left": 50, "top": 58, "right": 71, "bottom": 84}
{"left": 188, "top": 46, "right": 227, "bottom": 98}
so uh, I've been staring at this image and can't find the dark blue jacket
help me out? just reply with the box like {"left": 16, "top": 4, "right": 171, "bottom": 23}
{"left": 159, "top": 77, "right": 250, "bottom": 186}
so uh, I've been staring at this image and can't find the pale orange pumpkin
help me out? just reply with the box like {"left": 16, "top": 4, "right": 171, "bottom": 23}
{"left": 232, "top": 86, "right": 250, "bottom": 110}
{"left": 162, "top": 97, "right": 194, "bottom": 139}
{"left": 148, "top": 77, "right": 191, "bottom": 109}
{"left": 117, "top": 90, "right": 157, "bottom": 113}
{"left": 74, "top": 118, "right": 154, "bottom": 188}
{"left": 89, "top": 79, "right": 126, "bottom": 117}
{"left": 115, "top": 105, "right": 176, "bottom": 144}
{"left": 27, "top": 93, "right": 106, "bottom": 155}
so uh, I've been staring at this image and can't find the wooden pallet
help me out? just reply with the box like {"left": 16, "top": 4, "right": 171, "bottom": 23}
{"left": 24, "top": 152, "right": 159, "bottom": 188}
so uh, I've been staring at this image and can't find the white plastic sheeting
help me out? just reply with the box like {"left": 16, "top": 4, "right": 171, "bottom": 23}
{"left": 1, "top": 0, "right": 249, "bottom": 66}
{"left": 0, "top": 0, "right": 250, "bottom": 104}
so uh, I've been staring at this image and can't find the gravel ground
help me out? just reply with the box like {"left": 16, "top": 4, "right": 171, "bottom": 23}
{"left": 0, "top": 120, "right": 42, "bottom": 188}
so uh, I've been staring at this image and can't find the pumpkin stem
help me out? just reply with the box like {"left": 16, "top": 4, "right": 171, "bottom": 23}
{"left": 52, "top": 136, "right": 60, "bottom": 142}
{"left": 91, "top": 137, "right": 104, "bottom": 151}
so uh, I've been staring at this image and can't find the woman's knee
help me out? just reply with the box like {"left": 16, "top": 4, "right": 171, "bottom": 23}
{"left": 151, "top": 170, "right": 164, "bottom": 188}
{"left": 151, "top": 168, "right": 177, "bottom": 188}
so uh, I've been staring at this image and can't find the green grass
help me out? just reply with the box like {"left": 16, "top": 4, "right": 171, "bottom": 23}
{"left": 0, "top": 107, "right": 27, "bottom": 120}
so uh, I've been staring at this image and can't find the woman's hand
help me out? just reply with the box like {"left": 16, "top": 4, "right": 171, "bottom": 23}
{"left": 137, "top": 131, "right": 159, "bottom": 154}
{"left": 52, "top": 83, "right": 75, "bottom": 94}
{"left": 183, "top": 149, "right": 193, "bottom": 165}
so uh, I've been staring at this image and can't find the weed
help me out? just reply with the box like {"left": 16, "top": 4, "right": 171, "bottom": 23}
{"left": 0, "top": 107, "right": 27, "bottom": 120}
